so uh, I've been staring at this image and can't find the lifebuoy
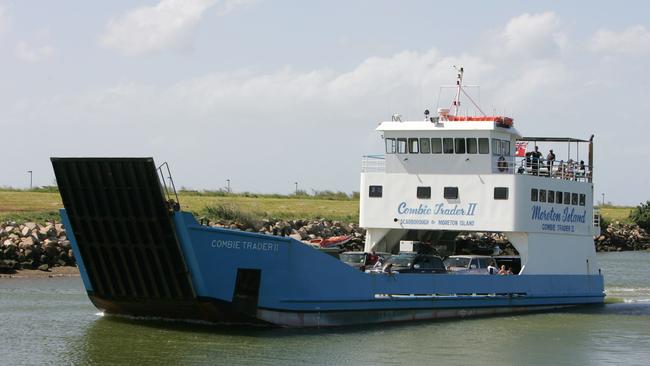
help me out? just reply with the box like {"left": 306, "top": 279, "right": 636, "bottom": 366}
{"left": 497, "top": 156, "right": 507, "bottom": 172}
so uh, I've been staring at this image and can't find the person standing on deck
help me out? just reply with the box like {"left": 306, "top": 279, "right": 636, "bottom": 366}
{"left": 546, "top": 149, "right": 556, "bottom": 175}
{"left": 531, "top": 146, "right": 542, "bottom": 176}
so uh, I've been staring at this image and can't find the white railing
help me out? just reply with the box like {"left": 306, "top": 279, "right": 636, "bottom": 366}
{"left": 361, "top": 155, "right": 386, "bottom": 172}
{"left": 497, "top": 157, "right": 593, "bottom": 183}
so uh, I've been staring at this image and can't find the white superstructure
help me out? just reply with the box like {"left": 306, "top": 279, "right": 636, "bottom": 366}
{"left": 360, "top": 68, "right": 599, "bottom": 276}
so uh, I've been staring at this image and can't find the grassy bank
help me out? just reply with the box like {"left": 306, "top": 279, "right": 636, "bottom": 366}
{"left": 0, "top": 189, "right": 359, "bottom": 223}
{"left": 596, "top": 205, "right": 634, "bottom": 224}
{"left": 0, "top": 188, "right": 636, "bottom": 225}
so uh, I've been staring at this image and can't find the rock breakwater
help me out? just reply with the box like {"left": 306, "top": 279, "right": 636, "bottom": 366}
{"left": 1, "top": 221, "right": 74, "bottom": 273}
{"left": 595, "top": 222, "right": 650, "bottom": 252}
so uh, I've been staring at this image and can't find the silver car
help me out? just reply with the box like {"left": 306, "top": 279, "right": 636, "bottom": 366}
{"left": 444, "top": 255, "right": 499, "bottom": 275}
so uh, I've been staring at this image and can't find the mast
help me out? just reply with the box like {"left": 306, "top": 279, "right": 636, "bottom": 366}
{"left": 452, "top": 66, "right": 464, "bottom": 115}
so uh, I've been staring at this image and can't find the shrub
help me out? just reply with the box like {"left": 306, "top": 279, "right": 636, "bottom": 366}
{"left": 630, "top": 201, "right": 650, "bottom": 231}
{"left": 203, "top": 203, "right": 259, "bottom": 228}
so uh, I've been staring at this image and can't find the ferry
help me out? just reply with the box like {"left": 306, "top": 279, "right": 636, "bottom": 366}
{"left": 51, "top": 68, "right": 604, "bottom": 327}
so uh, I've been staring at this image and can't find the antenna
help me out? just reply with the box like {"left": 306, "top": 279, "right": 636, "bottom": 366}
{"left": 451, "top": 65, "right": 463, "bottom": 115}
{"left": 449, "top": 66, "right": 486, "bottom": 117}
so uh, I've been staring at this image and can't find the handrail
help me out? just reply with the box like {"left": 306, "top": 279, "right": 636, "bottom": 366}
{"left": 157, "top": 161, "right": 180, "bottom": 211}
{"left": 361, "top": 155, "right": 386, "bottom": 172}
{"left": 508, "top": 157, "right": 593, "bottom": 182}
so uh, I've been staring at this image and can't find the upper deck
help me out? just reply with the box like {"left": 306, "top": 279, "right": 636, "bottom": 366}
{"left": 365, "top": 119, "right": 593, "bottom": 182}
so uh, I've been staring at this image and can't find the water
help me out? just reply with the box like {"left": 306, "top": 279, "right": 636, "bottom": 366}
{"left": 1, "top": 252, "right": 649, "bottom": 366}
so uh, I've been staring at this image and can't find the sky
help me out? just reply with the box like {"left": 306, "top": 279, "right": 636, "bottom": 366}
{"left": 0, "top": 0, "right": 649, "bottom": 205}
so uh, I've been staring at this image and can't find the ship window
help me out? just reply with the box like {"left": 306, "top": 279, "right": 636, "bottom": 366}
{"left": 556, "top": 191, "right": 563, "bottom": 204}
{"left": 572, "top": 193, "right": 579, "bottom": 205}
{"left": 385, "top": 138, "right": 396, "bottom": 154}
{"left": 420, "top": 138, "right": 431, "bottom": 154}
{"left": 431, "top": 138, "right": 442, "bottom": 154}
{"left": 548, "top": 190, "right": 555, "bottom": 203}
{"left": 466, "top": 138, "right": 477, "bottom": 154}
{"left": 417, "top": 186, "right": 431, "bottom": 199}
{"left": 579, "top": 194, "right": 586, "bottom": 206}
{"left": 494, "top": 187, "right": 509, "bottom": 200}
{"left": 369, "top": 185, "right": 383, "bottom": 198}
{"left": 501, "top": 140, "right": 511, "bottom": 156}
{"left": 454, "top": 138, "right": 466, "bottom": 154}
{"left": 563, "top": 192, "right": 571, "bottom": 204}
{"left": 492, "top": 139, "right": 501, "bottom": 156}
{"left": 539, "top": 189, "right": 547, "bottom": 203}
{"left": 443, "top": 138, "right": 454, "bottom": 154}
{"left": 408, "top": 138, "right": 419, "bottom": 153}
{"left": 397, "top": 138, "right": 407, "bottom": 154}
{"left": 479, "top": 138, "right": 489, "bottom": 154}
{"left": 531, "top": 188, "right": 538, "bottom": 202}
{"left": 444, "top": 187, "right": 459, "bottom": 199}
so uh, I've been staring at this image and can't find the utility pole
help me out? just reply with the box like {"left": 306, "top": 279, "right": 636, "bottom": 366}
{"left": 601, "top": 193, "right": 605, "bottom": 206}
{"left": 27, "top": 170, "right": 33, "bottom": 190}
{"left": 294, "top": 182, "right": 298, "bottom": 195}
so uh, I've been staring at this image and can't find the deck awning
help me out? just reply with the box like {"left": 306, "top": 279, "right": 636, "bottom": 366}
{"left": 518, "top": 136, "right": 592, "bottom": 143}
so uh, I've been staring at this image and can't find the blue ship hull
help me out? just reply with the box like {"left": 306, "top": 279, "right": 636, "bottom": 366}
{"left": 62, "top": 209, "right": 604, "bottom": 327}
{"left": 51, "top": 157, "right": 604, "bottom": 328}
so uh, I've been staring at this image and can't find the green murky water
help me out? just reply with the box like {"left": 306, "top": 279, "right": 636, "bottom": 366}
{"left": 1, "top": 252, "right": 649, "bottom": 366}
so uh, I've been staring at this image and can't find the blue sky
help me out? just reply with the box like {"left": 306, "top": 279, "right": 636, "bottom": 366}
{"left": 1, "top": 0, "right": 649, "bottom": 205}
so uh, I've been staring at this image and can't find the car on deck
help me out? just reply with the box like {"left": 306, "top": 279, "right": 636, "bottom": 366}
{"left": 444, "top": 255, "right": 499, "bottom": 274}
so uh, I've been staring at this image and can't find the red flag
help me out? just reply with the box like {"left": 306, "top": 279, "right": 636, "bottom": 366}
{"left": 515, "top": 141, "right": 528, "bottom": 157}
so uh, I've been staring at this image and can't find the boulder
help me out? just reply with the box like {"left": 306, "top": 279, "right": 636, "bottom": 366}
{"left": 38, "top": 263, "right": 49, "bottom": 271}
{"left": 19, "top": 236, "right": 36, "bottom": 249}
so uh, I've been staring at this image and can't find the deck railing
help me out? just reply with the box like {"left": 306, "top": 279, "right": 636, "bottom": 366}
{"left": 502, "top": 157, "right": 593, "bottom": 183}
{"left": 361, "top": 155, "right": 386, "bottom": 172}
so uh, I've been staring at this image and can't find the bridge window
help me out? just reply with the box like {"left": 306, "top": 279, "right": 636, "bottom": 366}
{"left": 417, "top": 186, "right": 431, "bottom": 199}
{"left": 454, "top": 138, "right": 466, "bottom": 154}
{"left": 408, "top": 138, "right": 419, "bottom": 153}
{"left": 539, "top": 189, "right": 547, "bottom": 203}
{"left": 397, "top": 138, "right": 407, "bottom": 154}
{"left": 556, "top": 191, "right": 563, "bottom": 204}
{"left": 431, "top": 138, "right": 442, "bottom": 154}
{"left": 443, "top": 138, "right": 454, "bottom": 154}
{"left": 385, "top": 138, "right": 396, "bottom": 154}
{"left": 563, "top": 192, "right": 571, "bottom": 205}
{"left": 444, "top": 187, "right": 459, "bottom": 199}
{"left": 492, "top": 139, "right": 501, "bottom": 156}
{"left": 571, "top": 193, "right": 579, "bottom": 205}
{"left": 466, "top": 138, "right": 477, "bottom": 154}
{"left": 494, "top": 187, "right": 509, "bottom": 200}
{"left": 420, "top": 138, "right": 431, "bottom": 153}
{"left": 548, "top": 190, "right": 555, "bottom": 203}
{"left": 579, "top": 194, "right": 586, "bottom": 206}
{"left": 479, "top": 138, "right": 489, "bottom": 154}
{"left": 369, "top": 185, "right": 383, "bottom": 198}
{"left": 501, "top": 140, "right": 511, "bottom": 156}
{"left": 531, "top": 188, "right": 538, "bottom": 202}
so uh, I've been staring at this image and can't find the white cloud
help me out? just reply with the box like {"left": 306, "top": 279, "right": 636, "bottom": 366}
{"left": 488, "top": 12, "right": 566, "bottom": 59}
{"left": 15, "top": 41, "right": 54, "bottom": 63}
{"left": 99, "top": 0, "right": 251, "bottom": 55}
{"left": 589, "top": 25, "right": 650, "bottom": 54}
{"left": 4, "top": 11, "right": 649, "bottom": 204}
{"left": 0, "top": 5, "right": 11, "bottom": 36}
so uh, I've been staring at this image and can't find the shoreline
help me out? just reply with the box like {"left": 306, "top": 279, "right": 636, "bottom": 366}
{"left": 0, "top": 266, "right": 80, "bottom": 279}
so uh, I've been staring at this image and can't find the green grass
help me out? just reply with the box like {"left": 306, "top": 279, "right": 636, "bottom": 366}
{"left": 596, "top": 205, "right": 634, "bottom": 224}
{"left": 0, "top": 189, "right": 359, "bottom": 223}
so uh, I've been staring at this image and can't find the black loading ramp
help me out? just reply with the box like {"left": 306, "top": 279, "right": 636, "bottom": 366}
{"left": 51, "top": 157, "right": 196, "bottom": 307}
